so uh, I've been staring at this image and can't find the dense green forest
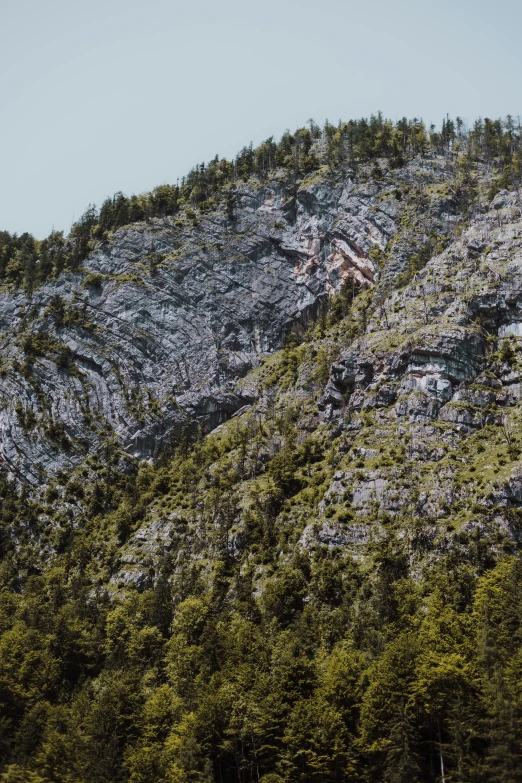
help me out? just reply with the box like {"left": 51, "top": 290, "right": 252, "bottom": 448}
{"left": 1, "top": 369, "right": 522, "bottom": 783}
{"left": 1, "top": 114, "right": 522, "bottom": 291}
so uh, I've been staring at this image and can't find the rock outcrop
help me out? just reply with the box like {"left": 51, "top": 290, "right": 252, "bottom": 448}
{"left": 0, "top": 159, "right": 515, "bottom": 488}
{"left": 1, "top": 172, "right": 390, "bottom": 482}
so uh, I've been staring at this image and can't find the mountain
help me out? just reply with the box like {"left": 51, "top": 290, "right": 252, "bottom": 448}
{"left": 1, "top": 115, "right": 522, "bottom": 782}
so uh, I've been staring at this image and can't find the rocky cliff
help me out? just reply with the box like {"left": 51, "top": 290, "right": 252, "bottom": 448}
{"left": 4, "top": 148, "right": 522, "bottom": 570}
{"left": 106, "top": 182, "right": 522, "bottom": 590}
{"left": 0, "top": 156, "right": 465, "bottom": 485}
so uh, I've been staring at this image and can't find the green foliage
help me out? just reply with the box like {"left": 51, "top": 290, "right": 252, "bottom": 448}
{"left": 2, "top": 388, "right": 522, "bottom": 783}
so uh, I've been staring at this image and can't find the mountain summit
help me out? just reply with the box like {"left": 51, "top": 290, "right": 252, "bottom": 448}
{"left": 1, "top": 115, "right": 522, "bottom": 782}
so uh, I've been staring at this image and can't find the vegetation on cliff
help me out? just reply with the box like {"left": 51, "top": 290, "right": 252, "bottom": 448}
{"left": 1, "top": 114, "right": 522, "bottom": 782}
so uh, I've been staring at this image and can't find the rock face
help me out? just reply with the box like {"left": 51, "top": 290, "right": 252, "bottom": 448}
{"left": 300, "top": 185, "right": 522, "bottom": 545}
{"left": 0, "top": 174, "right": 385, "bottom": 482}
{"left": 1, "top": 157, "right": 518, "bottom": 490}
{"left": 92, "top": 173, "right": 522, "bottom": 590}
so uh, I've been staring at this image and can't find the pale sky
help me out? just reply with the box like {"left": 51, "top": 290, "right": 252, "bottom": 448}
{"left": 1, "top": 0, "right": 521, "bottom": 237}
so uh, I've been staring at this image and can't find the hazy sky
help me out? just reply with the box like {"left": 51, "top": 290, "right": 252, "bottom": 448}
{"left": 1, "top": 0, "right": 521, "bottom": 237}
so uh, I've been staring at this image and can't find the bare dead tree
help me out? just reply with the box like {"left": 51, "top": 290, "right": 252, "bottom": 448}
{"left": 501, "top": 413, "right": 514, "bottom": 446}
{"left": 380, "top": 304, "right": 390, "bottom": 330}
{"left": 419, "top": 285, "right": 429, "bottom": 324}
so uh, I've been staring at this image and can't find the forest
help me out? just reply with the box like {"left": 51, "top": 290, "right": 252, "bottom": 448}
{"left": 1, "top": 385, "right": 522, "bottom": 783}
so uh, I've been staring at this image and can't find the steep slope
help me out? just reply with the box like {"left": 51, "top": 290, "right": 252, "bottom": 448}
{"left": 0, "top": 154, "right": 459, "bottom": 484}
{"left": 2, "top": 117, "right": 522, "bottom": 782}
{"left": 1, "top": 172, "right": 384, "bottom": 483}
{"left": 109, "top": 186, "right": 522, "bottom": 588}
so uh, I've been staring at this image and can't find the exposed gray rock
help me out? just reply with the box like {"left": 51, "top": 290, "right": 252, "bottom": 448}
{"left": 299, "top": 518, "right": 376, "bottom": 549}
{"left": 2, "top": 159, "right": 522, "bottom": 503}
{"left": 0, "top": 174, "right": 385, "bottom": 482}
